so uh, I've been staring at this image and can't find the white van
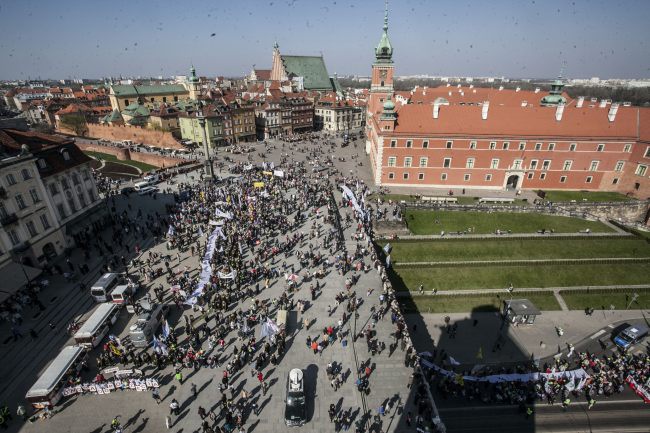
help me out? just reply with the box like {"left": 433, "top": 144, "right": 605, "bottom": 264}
{"left": 90, "top": 273, "right": 120, "bottom": 302}
{"left": 134, "top": 180, "right": 154, "bottom": 191}
{"left": 142, "top": 173, "right": 160, "bottom": 183}
{"left": 73, "top": 303, "right": 121, "bottom": 347}
{"left": 111, "top": 283, "right": 139, "bottom": 304}
{"left": 129, "top": 301, "right": 169, "bottom": 347}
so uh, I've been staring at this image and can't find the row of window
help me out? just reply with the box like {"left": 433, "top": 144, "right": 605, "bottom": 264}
{"left": 388, "top": 139, "right": 634, "bottom": 153}
{"left": 5, "top": 168, "right": 90, "bottom": 190}
{"left": 4, "top": 213, "right": 52, "bottom": 246}
{"left": 386, "top": 156, "right": 612, "bottom": 172}
{"left": 385, "top": 171, "right": 604, "bottom": 184}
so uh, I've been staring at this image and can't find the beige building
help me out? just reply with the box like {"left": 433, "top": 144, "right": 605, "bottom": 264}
{"left": 315, "top": 97, "right": 365, "bottom": 132}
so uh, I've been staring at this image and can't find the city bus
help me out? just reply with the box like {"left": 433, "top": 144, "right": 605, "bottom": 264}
{"left": 25, "top": 346, "right": 87, "bottom": 409}
{"left": 90, "top": 273, "right": 120, "bottom": 302}
{"left": 73, "top": 303, "right": 121, "bottom": 347}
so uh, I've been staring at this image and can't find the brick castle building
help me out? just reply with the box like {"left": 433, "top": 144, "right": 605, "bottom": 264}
{"left": 365, "top": 6, "right": 650, "bottom": 198}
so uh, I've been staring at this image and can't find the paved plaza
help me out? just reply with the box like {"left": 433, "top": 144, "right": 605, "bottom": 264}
{"left": 1, "top": 135, "right": 419, "bottom": 433}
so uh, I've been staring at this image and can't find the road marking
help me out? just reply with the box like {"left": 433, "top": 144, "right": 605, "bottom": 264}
{"left": 590, "top": 329, "right": 606, "bottom": 339}
{"left": 608, "top": 324, "right": 615, "bottom": 328}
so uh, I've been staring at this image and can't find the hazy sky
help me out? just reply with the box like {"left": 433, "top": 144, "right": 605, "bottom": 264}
{"left": 1, "top": 0, "right": 648, "bottom": 80}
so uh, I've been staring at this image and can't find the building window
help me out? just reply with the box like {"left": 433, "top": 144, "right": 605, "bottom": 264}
{"left": 387, "top": 157, "right": 396, "bottom": 167}
{"left": 21, "top": 169, "right": 32, "bottom": 180}
{"left": 469, "top": 141, "right": 477, "bottom": 149}
{"left": 61, "top": 178, "right": 70, "bottom": 190}
{"left": 586, "top": 176, "right": 593, "bottom": 183}
{"left": 464, "top": 174, "right": 471, "bottom": 181}
{"left": 597, "top": 144, "right": 605, "bottom": 152}
{"left": 527, "top": 172, "right": 534, "bottom": 179}
{"left": 446, "top": 141, "right": 453, "bottom": 149}
{"left": 82, "top": 170, "right": 90, "bottom": 180}
{"left": 540, "top": 173, "right": 546, "bottom": 180}
{"left": 535, "top": 143, "right": 542, "bottom": 151}
{"left": 645, "top": 147, "right": 650, "bottom": 158}
{"left": 388, "top": 172, "right": 395, "bottom": 179}
{"left": 72, "top": 173, "right": 80, "bottom": 185}
{"left": 519, "top": 142, "right": 526, "bottom": 150}
{"left": 441, "top": 173, "right": 447, "bottom": 180}
{"left": 542, "top": 160, "right": 551, "bottom": 170}
{"left": 560, "top": 176, "right": 567, "bottom": 183}
{"left": 589, "top": 161, "right": 599, "bottom": 171}
{"left": 404, "top": 157, "right": 413, "bottom": 168}
{"left": 406, "top": 140, "right": 413, "bottom": 148}
{"left": 56, "top": 203, "right": 67, "bottom": 219}
{"left": 485, "top": 174, "right": 492, "bottom": 181}
{"left": 443, "top": 158, "right": 451, "bottom": 168}
{"left": 563, "top": 160, "right": 572, "bottom": 171}
{"left": 489, "top": 141, "right": 496, "bottom": 150}
{"left": 15, "top": 194, "right": 27, "bottom": 210}
{"left": 7, "top": 229, "right": 20, "bottom": 246}
{"left": 422, "top": 140, "right": 429, "bottom": 149}
{"left": 403, "top": 173, "right": 409, "bottom": 180}
{"left": 38, "top": 159, "right": 47, "bottom": 169}
{"left": 174, "top": 96, "right": 178, "bottom": 102}
{"left": 6, "top": 173, "right": 17, "bottom": 185}
{"left": 418, "top": 173, "right": 424, "bottom": 180}
{"left": 569, "top": 143, "right": 577, "bottom": 151}
{"left": 419, "top": 157, "right": 428, "bottom": 168}
{"left": 490, "top": 159, "right": 499, "bottom": 169}
{"left": 62, "top": 151, "right": 70, "bottom": 161}
{"left": 162, "top": 97, "right": 167, "bottom": 103}
{"left": 636, "top": 164, "right": 648, "bottom": 176}
{"left": 529, "top": 160, "right": 538, "bottom": 170}
{"left": 623, "top": 143, "right": 632, "bottom": 153}
{"left": 502, "top": 142, "right": 509, "bottom": 150}
{"left": 49, "top": 183, "right": 59, "bottom": 195}
{"left": 615, "top": 161, "right": 624, "bottom": 172}
{"left": 29, "top": 188, "right": 40, "bottom": 203}
{"left": 612, "top": 178, "right": 619, "bottom": 185}
{"left": 512, "top": 159, "right": 523, "bottom": 170}
{"left": 390, "top": 140, "right": 396, "bottom": 148}
{"left": 40, "top": 214, "right": 51, "bottom": 230}
{"left": 548, "top": 143, "right": 555, "bottom": 151}
{"left": 466, "top": 158, "right": 475, "bottom": 169}
{"left": 26, "top": 220, "right": 38, "bottom": 237}
{"left": 124, "top": 99, "right": 130, "bottom": 106}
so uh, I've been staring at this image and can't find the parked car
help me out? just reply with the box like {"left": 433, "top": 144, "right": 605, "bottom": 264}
{"left": 137, "top": 186, "right": 159, "bottom": 196}
{"left": 614, "top": 324, "right": 648, "bottom": 350}
{"left": 284, "top": 368, "right": 306, "bottom": 426}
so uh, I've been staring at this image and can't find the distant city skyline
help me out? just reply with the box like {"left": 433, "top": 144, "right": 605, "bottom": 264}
{"left": 1, "top": 0, "right": 649, "bottom": 80}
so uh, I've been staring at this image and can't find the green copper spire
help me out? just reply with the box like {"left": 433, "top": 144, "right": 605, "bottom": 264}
{"left": 375, "top": 0, "right": 393, "bottom": 63}
{"left": 189, "top": 64, "right": 199, "bottom": 83}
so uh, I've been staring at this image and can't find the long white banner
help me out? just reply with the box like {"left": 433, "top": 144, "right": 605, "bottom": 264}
{"left": 184, "top": 226, "right": 221, "bottom": 305}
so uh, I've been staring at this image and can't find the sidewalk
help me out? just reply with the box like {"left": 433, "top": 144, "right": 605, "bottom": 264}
{"left": 405, "top": 310, "right": 647, "bottom": 367}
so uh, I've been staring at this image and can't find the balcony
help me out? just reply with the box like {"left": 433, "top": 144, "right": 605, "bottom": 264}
{"left": 0, "top": 213, "right": 18, "bottom": 226}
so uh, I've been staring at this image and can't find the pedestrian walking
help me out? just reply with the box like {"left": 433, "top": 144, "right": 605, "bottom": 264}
{"left": 165, "top": 415, "right": 172, "bottom": 429}
{"left": 152, "top": 387, "right": 161, "bottom": 404}
{"left": 191, "top": 382, "right": 197, "bottom": 398}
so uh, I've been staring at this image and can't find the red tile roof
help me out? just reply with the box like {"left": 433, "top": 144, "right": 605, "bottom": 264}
{"left": 391, "top": 104, "right": 643, "bottom": 140}
{"left": 254, "top": 69, "right": 272, "bottom": 80}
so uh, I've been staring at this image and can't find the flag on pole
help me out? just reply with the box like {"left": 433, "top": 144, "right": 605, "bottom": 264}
{"left": 161, "top": 320, "right": 170, "bottom": 339}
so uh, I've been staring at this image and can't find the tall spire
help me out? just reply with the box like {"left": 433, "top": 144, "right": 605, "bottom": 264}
{"left": 375, "top": 0, "right": 393, "bottom": 63}
{"left": 383, "top": 0, "right": 388, "bottom": 32}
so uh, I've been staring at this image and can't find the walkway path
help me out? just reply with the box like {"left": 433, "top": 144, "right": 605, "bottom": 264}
{"left": 396, "top": 284, "right": 650, "bottom": 297}
{"left": 394, "top": 257, "right": 650, "bottom": 267}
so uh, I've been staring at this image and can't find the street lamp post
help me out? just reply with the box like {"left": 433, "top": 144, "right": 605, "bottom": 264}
{"left": 197, "top": 111, "right": 214, "bottom": 180}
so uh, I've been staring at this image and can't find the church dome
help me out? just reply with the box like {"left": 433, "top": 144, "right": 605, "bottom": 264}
{"left": 383, "top": 99, "right": 395, "bottom": 111}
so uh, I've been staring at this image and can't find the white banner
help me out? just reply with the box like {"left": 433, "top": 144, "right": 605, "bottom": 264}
{"left": 184, "top": 226, "right": 220, "bottom": 305}
{"left": 218, "top": 270, "right": 236, "bottom": 280}
{"left": 340, "top": 184, "right": 367, "bottom": 220}
{"left": 273, "top": 170, "right": 284, "bottom": 178}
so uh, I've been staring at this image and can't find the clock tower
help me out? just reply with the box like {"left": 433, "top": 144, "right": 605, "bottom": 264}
{"left": 368, "top": 1, "right": 394, "bottom": 118}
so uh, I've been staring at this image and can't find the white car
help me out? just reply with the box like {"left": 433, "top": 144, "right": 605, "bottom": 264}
{"left": 137, "top": 186, "right": 159, "bottom": 195}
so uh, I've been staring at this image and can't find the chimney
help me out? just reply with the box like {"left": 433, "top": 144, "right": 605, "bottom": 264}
{"left": 498, "top": 86, "right": 504, "bottom": 91}
{"left": 446, "top": 83, "right": 450, "bottom": 87}
{"left": 433, "top": 101, "right": 440, "bottom": 119}
{"left": 515, "top": 87, "right": 521, "bottom": 92}
{"left": 534, "top": 88, "right": 540, "bottom": 93}
{"left": 608, "top": 103, "right": 619, "bottom": 122}
{"left": 481, "top": 101, "right": 490, "bottom": 120}
{"left": 576, "top": 96, "right": 584, "bottom": 108}
{"left": 448, "top": 91, "right": 452, "bottom": 96}
{"left": 460, "top": 91, "right": 464, "bottom": 96}
{"left": 599, "top": 99, "right": 607, "bottom": 108}
{"left": 423, "top": 90, "right": 426, "bottom": 96}
{"left": 521, "top": 100, "right": 527, "bottom": 107}
{"left": 469, "top": 84, "right": 474, "bottom": 89}
{"left": 555, "top": 103, "right": 565, "bottom": 121}
{"left": 457, "top": 84, "right": 461, "bottom": 88}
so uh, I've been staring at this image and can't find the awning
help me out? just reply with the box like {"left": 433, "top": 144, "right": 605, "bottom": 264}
{"left": 0, "top": 261, "right": 43, "bottom": 303}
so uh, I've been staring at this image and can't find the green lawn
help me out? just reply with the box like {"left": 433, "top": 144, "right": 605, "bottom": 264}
{"left": 380, "top": 238, "right": 650, "bottom": 263}
{"left": 84, "top": 151, "right": 157, "bottom": 172}
{"left": 539, "top": 190, "right": 633, "bottom": 202}
{"left": 392, "top": 263, "right": 650, "bottom": 291}
{"left": 405, "top": 210, "right": 613, "bottom": 235}
{"left": 560, "top": 288, "right": 650, "bottom": 311}
{"left": 401, "top": 293, "right": 561, "bottom": 314}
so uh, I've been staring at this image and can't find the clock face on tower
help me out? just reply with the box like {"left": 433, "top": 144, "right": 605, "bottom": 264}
{"left": 380, "top": 69, "right": 387, "bottom": 79}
